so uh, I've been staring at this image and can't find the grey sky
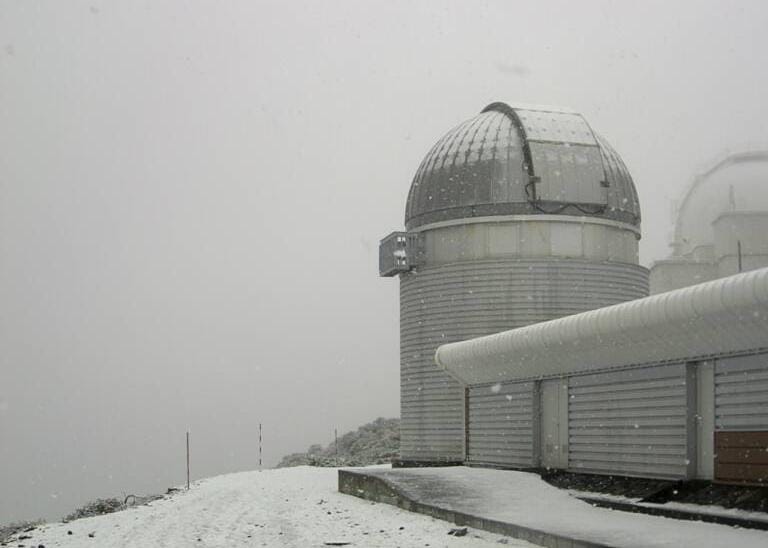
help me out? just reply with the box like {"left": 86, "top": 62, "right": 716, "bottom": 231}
{"left": 1, "top": 0, "right": 767, "bottom": 523}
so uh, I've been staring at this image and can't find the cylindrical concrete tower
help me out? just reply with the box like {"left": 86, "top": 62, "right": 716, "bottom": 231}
{"left": 380, "top": 102, "right": 649, "bottom": 464}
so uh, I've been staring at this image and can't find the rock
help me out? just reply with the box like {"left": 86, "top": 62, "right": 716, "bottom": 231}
{"left": 448, "top": 527, "right": 468, "bottom": 537}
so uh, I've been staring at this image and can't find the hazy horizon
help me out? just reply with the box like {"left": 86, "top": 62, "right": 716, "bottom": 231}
{"left": 2, "top": 0, "right": 768, "bottom": 523}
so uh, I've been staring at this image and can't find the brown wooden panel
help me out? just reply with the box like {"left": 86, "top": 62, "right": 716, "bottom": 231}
{"left": 716, "top": 447, "right": 768, "bottom": 465}
{"left": 715, "top": 431, "right": 768, "bottom": 484}
{"left": 715, "top": 431, "right": 768, "bottom": 448}
{"left": 715, "top": 463, "right": 768, "bottom": 483}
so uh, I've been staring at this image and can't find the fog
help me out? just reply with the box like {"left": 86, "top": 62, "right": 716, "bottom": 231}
{"left": 1, "top": 0, "right": 767, "bottom": 523}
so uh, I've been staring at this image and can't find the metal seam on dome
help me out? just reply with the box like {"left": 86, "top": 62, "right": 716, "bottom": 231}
{"left": 408, "top": 129, "right": 454, "bottom": 221}
{"left": 473, "top": 112, "right": 495, "bottom": 164}
{"left": 457, "top": 113, "right": 487, "bottom": 170}
{"left": 481, "top": 102, "right": 536, "bottom": 180}
{"left": 596, "top": 135, "right": 622, "bottom": 213}
{"left": 439, "top": 119, "right": 477, "bottom": 209}
{"left": 421, "top": 122, "right": 465, "bottom": 213}
{"left": 410, "top": 112, "right": 503, "bottom": 226}
{"left": 581, "top": 116, "right": 612, "bottom": 193}
{"left": 608, "top": 139, "right": 641, "bottom": 221}
{"left": 468, "top": 115, "right": 496, "bottom": 203}
{"left": 452, "top": 113, "right": 487, "bottom": 169}
{"left": 436, "top": 119, "right": 471, "bottom": 179}
{"left": 486, "top": 115, "right": 501, "bottom": 163}
{"left": 504, "top": 119, "right": 518, "bottom": 203}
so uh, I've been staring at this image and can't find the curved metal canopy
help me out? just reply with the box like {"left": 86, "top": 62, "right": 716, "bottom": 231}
{"left": 435, "top": 267, "right": 768, "bottom": 385}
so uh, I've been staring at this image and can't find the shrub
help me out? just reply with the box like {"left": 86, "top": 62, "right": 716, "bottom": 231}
{"left": 0, "top": 519, "right": 44, "bottom": 543}
{"left": 276, "top": 417, "right": 400, "bottom": 468}
{"left": 63, "top": 498, "right": 124, "bottom": 522}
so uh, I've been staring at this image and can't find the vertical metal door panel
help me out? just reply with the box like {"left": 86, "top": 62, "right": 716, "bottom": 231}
{"left": 696, "top": 361, "right": 716, "bottom": 479}
{"left": 467, "top": 381, "right": 534, "bottom": 467}
{"left": 568, "top": 364, "right": 689, "bottom": 478}
{"left": 540, "top": 378, "right": 569, "bottom": 469}
{"left": 715, "top": 353, "right": 768, "bottom": 431}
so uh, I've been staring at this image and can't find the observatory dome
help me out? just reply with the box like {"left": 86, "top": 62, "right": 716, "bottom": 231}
{"left": 405, "top": 102, "right": 640, "bottom": 230}
{"left": 383, "top": 100, "right": 649, "bottom": 465}
{"left": 673, "top": 151, "right": 768, "bottom": 258}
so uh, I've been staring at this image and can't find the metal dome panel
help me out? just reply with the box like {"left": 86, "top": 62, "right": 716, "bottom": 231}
{"left": 404, "top": 102, "right": 641, "bottom": 230}
{"left": 515, "top": 108, "right": 597, "bottom": 145}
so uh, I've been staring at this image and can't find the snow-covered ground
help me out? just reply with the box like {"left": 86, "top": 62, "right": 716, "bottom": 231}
{"left": 8, "top": 466, "right": 535, "bottom": 548}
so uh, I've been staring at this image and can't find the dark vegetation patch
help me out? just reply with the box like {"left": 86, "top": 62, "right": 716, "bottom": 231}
{"left": 0, "top": 520, "right": 43, "bottom": 544}
{"left": 1, "top": 493, "right": 166, "bottom": 544}
{"left": 277, "top": 417, "right": 399, "bottom": 468}
{"left": 542, "top": 470, "right": 673, "bottom": 500}
{"left": 63, "top": 498, "right": 124, "bottom": 522}
{"left": 667, "top": 482, "right": 768, "bottom": 512}
{"left": 542, "top": 470, "right": 768, "bottom": 512}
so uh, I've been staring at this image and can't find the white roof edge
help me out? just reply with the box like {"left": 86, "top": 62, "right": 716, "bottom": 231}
{"left": 436, "top": 267, "right": 768, "bottom": 385}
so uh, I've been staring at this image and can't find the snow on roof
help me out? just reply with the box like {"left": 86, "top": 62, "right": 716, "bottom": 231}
{"left": 435, "top": 267, "right": 768, "bottom": 385}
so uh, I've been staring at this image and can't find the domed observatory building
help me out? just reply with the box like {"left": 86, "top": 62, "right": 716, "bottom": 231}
{"left": 651, "top": 151, "right": 768, "bottom": 294}
{"left": 380, "top": 102, "right": 649, "bottom": 465}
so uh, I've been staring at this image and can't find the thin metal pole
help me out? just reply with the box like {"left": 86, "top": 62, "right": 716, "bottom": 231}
{"left": 259, "top": 423, "right": 262, "bottom": 472}
{"left": 186, "top": 431, "right": 190, "bottom": 490}
{"left": 737, "top": 240, "right": 743, "bottom": 273}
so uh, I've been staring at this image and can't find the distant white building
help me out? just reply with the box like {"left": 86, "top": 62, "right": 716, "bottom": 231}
{"left": 650, "top": 151, "right": 768, "bottom": 294}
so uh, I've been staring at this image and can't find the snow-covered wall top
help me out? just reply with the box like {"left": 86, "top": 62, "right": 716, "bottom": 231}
{"left": 435, "top": 267, "right": 768, "bottom": 385}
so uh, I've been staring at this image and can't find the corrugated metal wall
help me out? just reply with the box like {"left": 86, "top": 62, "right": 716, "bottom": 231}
{"left": 467, "top": 382, "right": 535, "bottom": 467}
{"left": 714, "top": 352, "right": 768, "bottom": 483}
{"left": 568, "top": 365, "right": 690, "bottom": 479}
{"left": 399, "top": 258, "right": 649, "bottom": 462}
{"left": 715, "top": 354, "right": 768, "bottom": 431}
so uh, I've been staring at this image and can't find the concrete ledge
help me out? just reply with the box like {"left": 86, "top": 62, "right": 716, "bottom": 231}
{"left": 339, "top": 469, "right": 612, "bottom": 548}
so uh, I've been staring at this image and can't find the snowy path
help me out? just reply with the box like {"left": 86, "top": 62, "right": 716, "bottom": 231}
{"left": 12, "top": 466, "right": 535, "bottom": 548}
